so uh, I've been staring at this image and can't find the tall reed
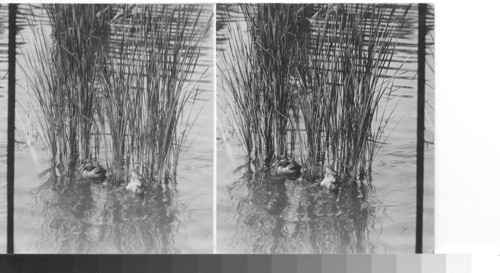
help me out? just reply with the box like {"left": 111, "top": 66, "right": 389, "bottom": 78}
{"left": 297, "top": 4, "right": 409, "bottom": 181}
{"left": 220, "top": 4, "right": 309, "bottom": 169}
{"left": 23, "top": 4, "right": 110, "bottom": 169}
{"left": 221, "top": 4, "right": 409, "bottom": 184}
{"left": 100, "top": 5, "right": 210, "bottom": 182}
{"left": 23, "top": 4, "right": 211, "bottom": 183}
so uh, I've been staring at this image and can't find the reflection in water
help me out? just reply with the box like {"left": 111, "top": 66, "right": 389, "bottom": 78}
{"left": 32, "top": 168, "right": 180, "bottom": 253}
{"left": 228, "top": 171, "right": 380, "bottom": 254}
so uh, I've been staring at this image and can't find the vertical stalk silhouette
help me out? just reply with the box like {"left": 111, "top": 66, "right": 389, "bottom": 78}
{"left": 7, "top": 3, "right": 17, "bottom": 254}
{"left": 416, "top": 3, "right": 427, "bottom": 254}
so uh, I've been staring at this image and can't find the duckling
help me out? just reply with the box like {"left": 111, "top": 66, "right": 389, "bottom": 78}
{"left": 320, "top": 166, "right": 340, "bottom": 192}
{"left": 273, "top": 156, "right": 302, "bottom": 177}
{"left": 78, "top": 160, "right": 107, "bottom": 180}
{"left": 126, "top": 170, "right": 145, "bottom": 196}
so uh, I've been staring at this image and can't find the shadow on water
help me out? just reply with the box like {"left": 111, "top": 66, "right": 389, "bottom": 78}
{"left": 227, "top": 170, "right": 379, "bottom": 254}
{"left": 31, "top": 168, "right": 181, "bottom": 253}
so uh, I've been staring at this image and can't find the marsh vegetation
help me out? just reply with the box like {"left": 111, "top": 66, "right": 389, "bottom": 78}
{"left": 219, "top": 4, "right": 411, "bottom": 188}
{"left": 23, "top": 4, "right": 210, "bottom": 184}
{"left": 217, "top": 4, "right": 434, "bottom": 253}
{"left": 13, "top": 4, "right": 213, "bottom": 253}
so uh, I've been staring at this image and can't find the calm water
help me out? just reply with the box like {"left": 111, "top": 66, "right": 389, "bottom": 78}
{"left": 6, "top": 5, "right": 213, "bottom": 253}
{"left": 216, "top": 5, "right": 434, "bottom": 254}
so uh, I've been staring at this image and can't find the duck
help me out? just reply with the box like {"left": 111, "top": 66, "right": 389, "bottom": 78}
{"left": 320, "top": 166, "right": 340, "bottom": 192}
{"left": 273, "top": 156, "right": 302, "bottom": 177}
{"left": 77, "top": 160, "right": 107, "bottom": 180}
{"left": 126, "top": 170, "right": 145, "bottom": 196}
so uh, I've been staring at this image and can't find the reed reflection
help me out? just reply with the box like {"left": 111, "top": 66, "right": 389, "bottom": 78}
{"left": 228, "top": 170, "right": 378, "bottom": 254}
{"left": 32, "top": 167, "right": 180, "bottom": 253}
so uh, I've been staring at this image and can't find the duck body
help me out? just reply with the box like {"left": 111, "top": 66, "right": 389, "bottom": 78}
{"left": 320, "top": 166, "right": 339, "bottom": 192}
{"left": 78, "top": 160, "right": 107, "bottom": 181}
{"left": 274, "top": 157, "right": 302, "bottom": 177}
{"left": 126, "top": 171, "right": 145, "bottom": 195}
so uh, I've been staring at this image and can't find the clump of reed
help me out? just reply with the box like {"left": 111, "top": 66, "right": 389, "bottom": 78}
{"left": 297, "top": 4, "right": 409, "bottom": 182}
{"left": 219, "top": 4, "right": 310, "bottom": 169}
{"left": 23, "top": 4, "right": 110, "bottom": 169}
{"left": 101, "top": 5, "right": 210, "bottom": 182}
{"left": 221, "top": 4, "right": 409, "bottom": 184}
{"left": 23, "top": 4, "right": 210, "bottom": 183}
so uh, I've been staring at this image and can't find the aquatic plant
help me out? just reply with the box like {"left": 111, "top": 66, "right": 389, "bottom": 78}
{"left": 22, "top": 4, "right": 110, "bottom": 169}
{"left": 22, "top": 4, "right": 211, "bottom": 183}
{"left": 297, "top": 4, "right": 410, "bottom": 183}
{"left": 220, "top": 4, "right": 410, "bottom": 186}
{"left": 100, "top": 5, "right": 211, "bottom": 182}
{"left": 219, "top": 4, "right": 309, "bottom": 169}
